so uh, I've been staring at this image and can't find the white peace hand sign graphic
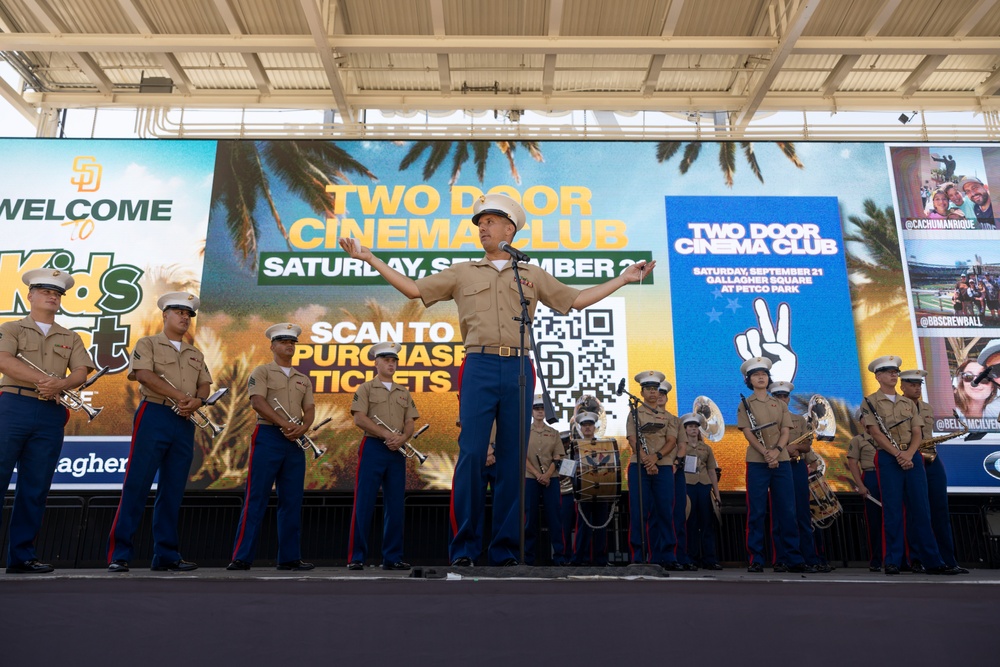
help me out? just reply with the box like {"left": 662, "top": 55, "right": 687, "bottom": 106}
{"left": 734, "top": 298, "right": 797, "bottom": 383}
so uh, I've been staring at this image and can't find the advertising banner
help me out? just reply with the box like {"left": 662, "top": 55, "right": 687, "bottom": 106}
{"left": 3, "top": 138, "right": 999, "bottom": 492}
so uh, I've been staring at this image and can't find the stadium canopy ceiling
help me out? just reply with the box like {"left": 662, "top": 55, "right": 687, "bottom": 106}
{"left": 1, "top": 0, "right": 999, "bottom": 133}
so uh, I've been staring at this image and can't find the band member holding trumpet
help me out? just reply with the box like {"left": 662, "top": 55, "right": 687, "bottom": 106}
{"left": 107, "top": 292, "right": 212, "bottom": 573}
{"left": 846, "top": 411, "right": 882, "bottom": 571}
{"left": 0, "top": 269, "right": 96, "bottom": 574}
{"left": 626, "top": 370, "right": 681, "bottom": 569}
{"left": 861, "top": 356, "right": 956, "bottom": 575}
{"left": 348, "top": 341, "right": 419, "bottom": 571}
{"left": 524, "top": 395, "right": 567, "bottom": 565}
{"left": 227, "top": 323, "right": 316, "bottom": 572}
{"left": 898, "top": 369, "right": 968, "bottom": 574}
{"left": 680, "top": 412, "right": 722, "bottom": 570}
{"left": 737, "top": 357, "right": 806, "bottom": 573}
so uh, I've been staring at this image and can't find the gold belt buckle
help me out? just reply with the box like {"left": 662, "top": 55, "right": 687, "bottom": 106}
{"left": 498, "top": 346, "right": 512, "bottom": 357}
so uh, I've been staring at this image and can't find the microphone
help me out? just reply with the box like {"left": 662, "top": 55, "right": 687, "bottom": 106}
{"left": 616, "top": 378, "right": 626, "bottom": 396}
{"left": 498, "top": 241, "right": 531, "bottom": 263}
{"left": 971, "top": 364, "right": 996, "bottom": 387}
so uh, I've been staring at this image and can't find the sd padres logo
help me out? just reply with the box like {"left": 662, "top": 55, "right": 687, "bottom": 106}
{"left": 70, "top": 156, "right": 102, "bottom": 192}
{"left": 984, "top": 451, "right": 1000, "bottom": 481}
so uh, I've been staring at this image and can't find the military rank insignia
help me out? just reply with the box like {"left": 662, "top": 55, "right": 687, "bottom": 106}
{"left": 133, "top": 351, "right": 141, "bottom": 360}
{"left": 248, "top": 377, "right": 256, "bottom": 387}
{"left": 352, "top": 393, "right": 359, "bottom": 402}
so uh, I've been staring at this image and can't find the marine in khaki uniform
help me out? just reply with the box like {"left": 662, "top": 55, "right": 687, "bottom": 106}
{"left": 107, "top": 292, "right": 213, "bottom": 573}
{"left": 348, "top": 341, "right": 419, "bottom": 571}
{"left": 770, "top": 381, "right": 830, "bottom": 573}
{"left": 524, "top": 395, "right": 567, "bottom": 565}
{"left": 680, "top": 413, "right": 722, "bottom": 570}
{"left": 737, "top": 357, "right": 806, "bottom": 572}
{"left": 0, "top": 269, "right": 96, "bottom": 574}
{"left": 571, "top": 411, "right": 609, "bottom": 566}
{"left": 659, "top": 380, "right": 693, "bottom": 569}
{"left": 846, "top": 413, "right": 882, "bottom": 571}
{"left": 625, "top": 370, "right": 681, "bottom": 568}
{"left": 861, "top": 356, "right": 957, "bottom": 575}
{"left": 228, "top": 323, "right": 316, "bottom": 572}
{"left": 898, "top": 369, "right": 968, "bottom": 574}
{"left": 339, "top": 192, "right": 655, "bottom": 567}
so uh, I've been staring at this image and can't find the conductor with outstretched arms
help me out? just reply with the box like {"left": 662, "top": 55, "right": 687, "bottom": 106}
{"left": 339, "top": 192, "right": 654, "bottom": 566}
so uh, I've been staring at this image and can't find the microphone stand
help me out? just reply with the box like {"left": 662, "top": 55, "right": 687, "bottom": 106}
{"left": 619, "top": 382, "right": 649, "bottom": 564}
{"left": 507, "top": 252, "right": 559, "bottom": 565}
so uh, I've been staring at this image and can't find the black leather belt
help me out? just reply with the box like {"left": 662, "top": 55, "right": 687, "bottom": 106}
{"left": 466, "top": 345, "right": 526, "bottom": 357}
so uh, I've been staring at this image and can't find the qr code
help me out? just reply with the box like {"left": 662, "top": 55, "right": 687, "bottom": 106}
{"left": 533, "top": 297, "right": 629, "bottom": 435}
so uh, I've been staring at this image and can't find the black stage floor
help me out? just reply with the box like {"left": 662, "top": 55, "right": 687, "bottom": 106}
{"left": 2, "top": 568, "right": 998, "bottom": 666}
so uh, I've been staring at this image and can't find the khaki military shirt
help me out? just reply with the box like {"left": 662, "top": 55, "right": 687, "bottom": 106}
{"left": 129, "top": 332, "right": 212, "bottom": 400}
{"left": 625, "top": 404, "right": 677, "bottom": 466}
{"left": 414, "top": 257, "right": 580, "bottom": 348}
{"left": 787, "top": 411, "right": 812, "bottom": 461}
{"left": 846, "top": 433, "right": 877, "bottom": 470}
{"left": 351, "top": 377, "right": 419, "bottom": 434}
{"left": 527, "top": 422, "right": 565, "bottom": 478}
{"left": 0, "top": 317, "right": 95, "bottom": 392}
{"left": 916, "top": 399, "right": 935, "bottom": 457}
{"left": 861, "top": 391, "right": 922, "bottom": 451}
{"left": 248, "top": 362, "right": 314, "bottom": 423}
{"left": 684, "top": 438, "right": 718, "bottom": 486}
{"left": 737, "top": 393, "right": 792, "bottom": 463}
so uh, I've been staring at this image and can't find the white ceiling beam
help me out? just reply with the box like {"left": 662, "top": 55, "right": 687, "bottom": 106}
{"left": 22, "top": 90, "right": 998, "bottom": 114}
{"left": 643, "top": 54, "right": 665, "bottom": 95}
{"left": 975, "top": 65, "right": 1000, "bottom": 97}
{"left": 864, "top": 0, "right": 903, "bottom": 37}
{"left": 19, "top": 0, "right": 113, "bottom": 94}
{"left": 2, "top": 33, "right": 1000, "bottom": 56}
{"left": 542, "top": 54, "right": 556, "bottom": 96}
{"left": 955, "top": 0, "right": 998, "bottom": 37}
{"left": 0, "top": 76, "right": 40, "bottom": 124}
{"left": 661, "top": 0, "right": 686, "bottom": 37}
{"left": 116, "top": 0, "right": 191, "bottom": 94}
{"left": 211, "top": 0, "right": 271, "bottom": 94}
{"left": 437, "top": 53, "right": 451, "bottom": 93}
{"left": 735, "top": 0, "right": 822, "bottom": 128}
{"left": 821, "top": 54, "right": 860, "bottom": 96}
{"left": 429, "top": 0, "right": 446, "bottom": 36}
{"left": 898, "top": 55, "right": 947, "bottom": 97}
{"left": 548, "top": 0, "right": 564, "bottom": 37}
{"left": 298, "top": 0, "right": 353, "bottom": 121}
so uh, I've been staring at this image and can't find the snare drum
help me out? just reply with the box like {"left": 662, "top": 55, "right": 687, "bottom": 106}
{"left": 572, "top": 437, "right": 621, "bottom": 502}
{"left": 807, "top": 472, "right": 843, "bottom": 529}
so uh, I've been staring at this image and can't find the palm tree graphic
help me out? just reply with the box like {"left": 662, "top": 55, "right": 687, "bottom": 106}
{"left": 212, "top": 140, "right": 377, "bottom": 270}
{"left": 655, "top": 141, "right": 803, "bottom": 187}
{"left": 398, "top": 140, "right": 543, "bottom": 186}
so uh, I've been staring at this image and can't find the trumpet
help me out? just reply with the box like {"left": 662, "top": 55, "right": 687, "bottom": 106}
{"left": 272, "top": 398, "right": 329, "bottom": 459}
{"left": 16, "top": 353, "right": 108, "bottom": 421}
{"left": 739, "top": 393, "right": 778, "bottom": 459}
{"left": 373, "top": 415, "right": 430, "bottom": 464}
{"left": 158, "top": 374, "right": 228, "bottom": 438}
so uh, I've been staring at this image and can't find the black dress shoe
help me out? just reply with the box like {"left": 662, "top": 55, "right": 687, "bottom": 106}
{"left": 347, "top": 561, "right": 364, "bottom": 571}
{"left": 107, "top": 560, "right": 129, "bottom": 573}
{"left": 813, "top": 563, "right": 834, "bottom": 573}
{"left": 450, "top": 557, "right": 473, "bottom": 567}
{"left": 787, "top": 563, "right": 816, "bottom": 573}
{"left": 772, "top": 563, "right": 788, "bottom": 573}
{"left": 869, "top": 565, "right": 882, "bottom": 572}
{"left": 660, "top": 561, "right": 684, "bottom": 571}
{"left": 885, "top": 564, "right": 900, "bottom": 575}
{"left": 6, "top": 559, "right": 54, "bottom": 574}
{"left": 498, "top": 558, "right": 519, "bottom": 567}
{"left": 684, "top": 563, "right": 699, "bottom": 571}
{"left": 706, "top": 563, "right": 724, "bottom": 571}
{"left": 150, "top": 559, "right": 198, "bottom": 572}
{"left": 925, "top": 565, "right": 961, "bottom": 575}
{"left": 226, "top": 560, "right": 251, "bottom": 571}
{"left": 910, "top": 562, "right": 927, "bottom": 574}
{"left": 381, "top": 561, "right": 411, "bottom": 571}
{"left": 950, "top": 565, "right": 970, "bottom": 574}
{"left": 277, "top": 560, "right": 315, "bottom": 571}
{"left": 747, "top": 563, "right": 764, "bottom": 573}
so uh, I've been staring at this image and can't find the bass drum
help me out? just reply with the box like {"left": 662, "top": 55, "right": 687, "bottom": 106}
{"left": 572, "top": 437, "right": 621, "bottom": 502}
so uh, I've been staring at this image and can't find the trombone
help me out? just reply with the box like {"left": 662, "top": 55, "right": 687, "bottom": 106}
{"left": 16, "top": 353, "right": 108, "bottom": 421}
{"left": 272, "top": 398, "right": 330, "bottom": 459}
{"left": 158, "top": 374, "right": 228, "bottom": 438}
{"left": 373, "top": 415, "right": 430, "bottom": 465}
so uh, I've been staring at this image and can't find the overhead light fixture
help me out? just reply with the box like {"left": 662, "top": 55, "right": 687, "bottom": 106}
{"left": 509, "top": 109, "right": 521, "bottom": 122}
{"left": 898, "top": 111, "right": 918, "bottom": 124}
{"left": 139, "top": 73, "right": 173, "bottom": 94}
